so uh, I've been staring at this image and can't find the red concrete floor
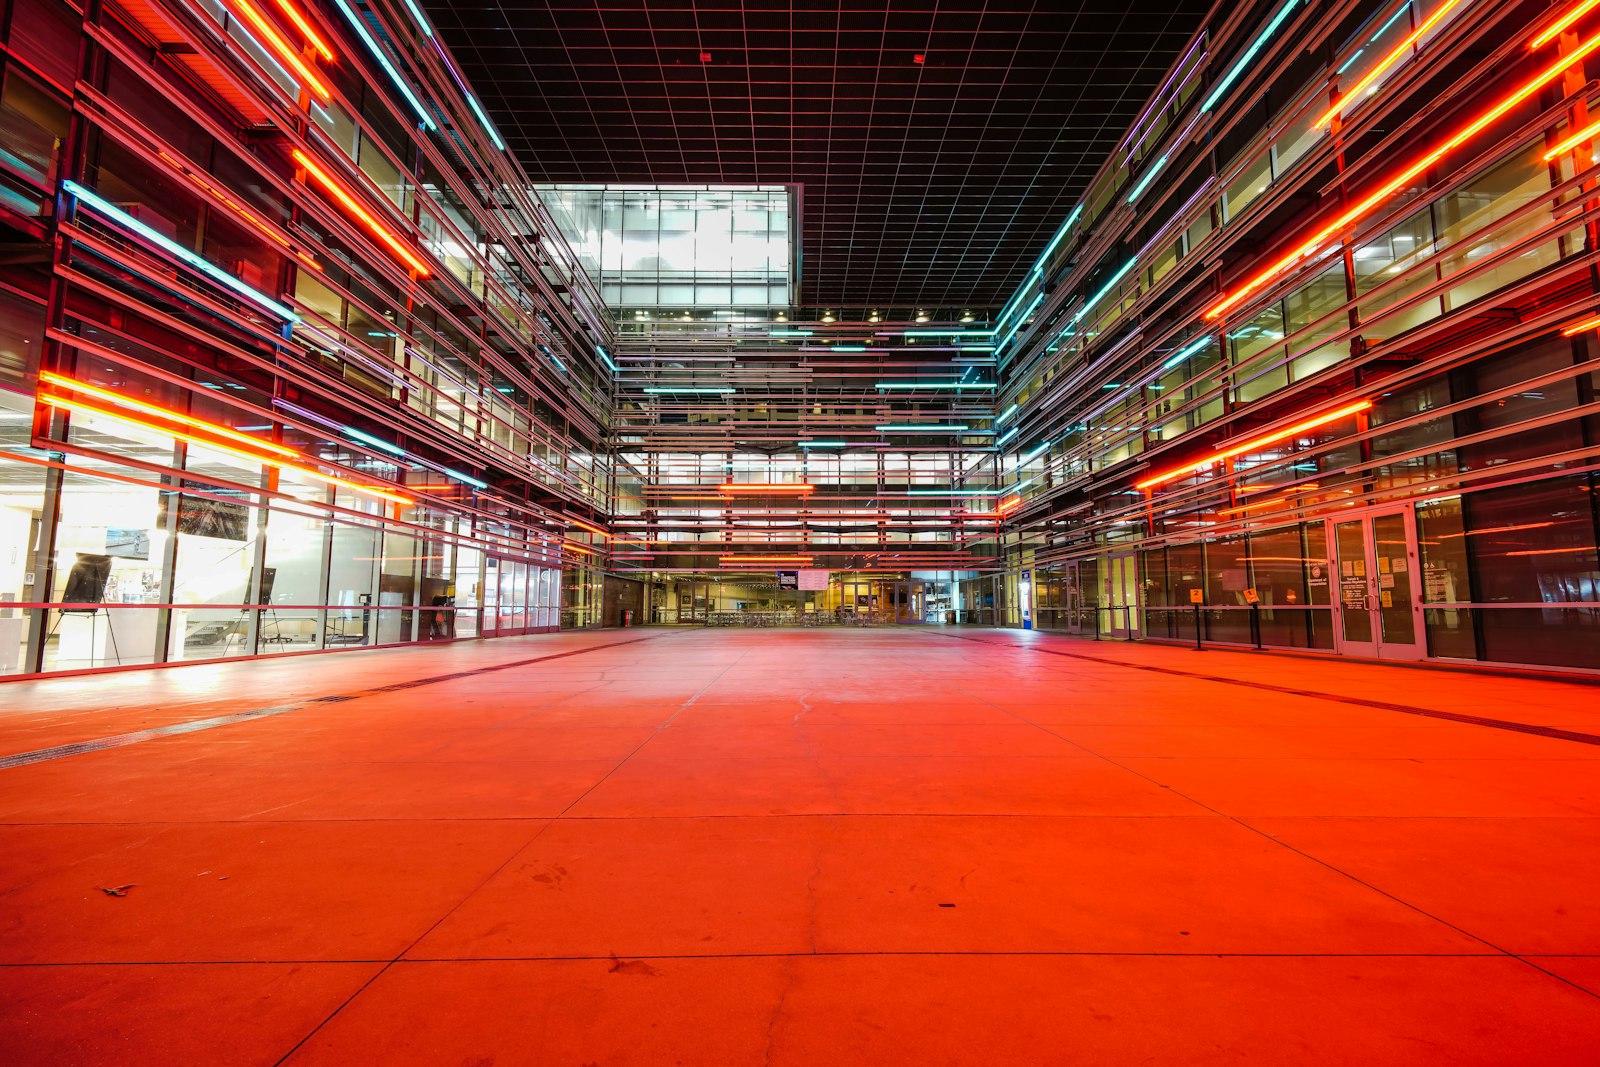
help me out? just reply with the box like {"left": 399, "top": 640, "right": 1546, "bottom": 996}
{"left": 2, "top": 627, "right": 1599, "bottom": 1064}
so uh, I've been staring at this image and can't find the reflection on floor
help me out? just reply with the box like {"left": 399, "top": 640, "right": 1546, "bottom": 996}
{"left": 2, "top": 628, "right": 1598, "bottom": 1064}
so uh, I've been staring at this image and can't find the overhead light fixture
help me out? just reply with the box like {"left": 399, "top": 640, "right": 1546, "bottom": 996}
{"left": 915, "top": 311, "right": 930, "bottom": 322}
{"left": 821, "top": 311, "right": 836, "bottom": 322}
{"left": 960, "top": 311, "right": 974, "bottom": 322}
{"left": 868, "top": 311, "right": 881, "bottom": 322}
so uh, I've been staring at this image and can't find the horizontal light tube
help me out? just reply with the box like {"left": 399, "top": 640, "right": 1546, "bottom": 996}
{"left": 643, "top": 387, "right": 735, "bottom": 394}
{"left": 875, "top": 424, "right": 971, "bottom": 432}
{"left": 1135, "top": 400, "right": 1371, "bottom": 491}
{"left": 63, "top": 181, "right": 298, "bottom": 321}
{"left": 40, "top": 393, "right": 413, "bottom": 505}
{"left": 1314, "top": 0, "right": 1465, "bottom": 129}
{"left": 1207, "top": 30, "right": 1600, "bottom": 321}
{"left": 331, "top": 0, "right": 435, "bottom": 129}
{"left": 39, "top": 371, "right": 297, "bottom": 457}
{"left": 292, "top": 149, "right": 431, "bottom": 277}
{"left": 874, "top": 381, "right": 996, "bottom": 390}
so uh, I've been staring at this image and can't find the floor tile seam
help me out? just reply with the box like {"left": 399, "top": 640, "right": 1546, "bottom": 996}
{"left": 11, "top": 812, "right": 1599, "bottom": 827}
{"left": 5, "top": 951, "right": 1597, "bottom": 968}
{"left": 920, "top": 631, "right": 1600, "bottom": 749}
{"left": 0, "top": 631, "right": 690, "bottom": 771}
{"left": 269, "top": 816, "right": 563, "bottom": 1067}
{"left": 1505, "top": 955, "right": 1600, "bottom": 1002}
{"left": 1023, "top": 723, "right": 1540, "bottom": 959}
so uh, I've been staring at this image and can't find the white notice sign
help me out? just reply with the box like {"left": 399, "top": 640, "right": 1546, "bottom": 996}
{"left": 797, "top": 569, "right": 830, "bottom": 591}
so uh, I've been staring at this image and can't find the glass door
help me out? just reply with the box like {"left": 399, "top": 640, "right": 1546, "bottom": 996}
{"left": 1329, "top": 508, "right": 1425, "bottom": 660}
{"left": 1104, "top": 552, "right": 1141, "bottom": 639}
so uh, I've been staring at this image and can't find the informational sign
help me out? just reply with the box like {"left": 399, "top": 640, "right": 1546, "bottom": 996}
{"left": 1188, "top": 588, "right": 1204, "bottom": 604}
{"left": 1020, "top": 568, "right": 1033, "bottom": 630}
{"left": 1243, "top": 588, "right": 1259, "bottom": 605}
{"left": 776, "top": 571, "right": 799, "bottom": 590}
{"left": 797, "top": 569, "right": 830, "bottom": 591}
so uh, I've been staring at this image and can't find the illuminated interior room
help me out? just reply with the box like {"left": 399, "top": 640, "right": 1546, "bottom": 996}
{"left": 1, "top": 0, "right": 1598, "bottom": 1060}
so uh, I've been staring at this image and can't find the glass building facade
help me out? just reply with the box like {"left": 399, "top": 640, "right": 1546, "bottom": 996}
{"left": 991, "top": 0, "right": 1600, "bottom": 671}
{"left": 0, "top": 0, "right": 610, "bottom": 676}
{"left": 1, "top": 0, "right": 1597, "bottom": 678}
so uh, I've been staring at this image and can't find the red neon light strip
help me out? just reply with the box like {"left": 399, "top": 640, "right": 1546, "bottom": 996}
{"left": 1136, "top": 400, "right": 1371, "bottom": 491}
{"left": 291, "top": 149, "right": 432, "bottom": 277}
{"left": 1532, "top": 0, "right": 1600, "bottom": 48}
{"left": 718, "top": 556, "right": 814, "bottom": 563}
{"left": 271, "top": 0, "right": 336, "bottom": 61}
{"left": 39, "top": 393, "right": 413, "bottom": 506}
{"left": 1314, "top": 0, "right": 1466, "bottom": 129}
{"left": 716, "top": 483, "right": 816, "bottom": 493}
{"left": 40, "top": 371, "right": 298, "bottom": 457}
{"left": 224, "top": 0, "right": 333, "bottom": 100}
{"left": 1207, "top": 32, "right": 1600, "bottom": 321}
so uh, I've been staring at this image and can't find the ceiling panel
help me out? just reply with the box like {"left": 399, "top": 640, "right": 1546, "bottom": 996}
{"left": 428, "top": 0, "right": 1211, "bottom": 314}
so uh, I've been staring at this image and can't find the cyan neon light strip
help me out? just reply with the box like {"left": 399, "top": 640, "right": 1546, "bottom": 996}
{"left": 874, "top": 381, "right": 997, "bottom": 390}
{"left": 831, "top": 345, "right": 867, "bottom": 352}
{"left": 596, "top": 345, "right": 618, "bottom": 374}
{"left": 769, "top": 329, "right": 814, "bottom": 337}
{"left": 1073, "top": 259, "right": 1139, "bottom": 324}
{"left": 902, "top": 329, "right": 995, "bottom": 337}
{"left": 344, "top": 426, "right": 406, "bottom": 456}
{"left": 439, "top": 465, "right": 488, "bottom": 489}
{"left": 905, "top": 489, "right": 998, "bottom": 496}
{"left": 1162, "top": 334, "right": 1214, "bottom": 369}
{"left": 876, "top": 424, "right": 971, "bottom": 432}
{"left": 798, "top": 440, "right": 848, "bottom": 447}
{"left": 991, "top": 277, "right": 1036, "bottom": 333}
{"left": 400, "top": 0, "right": 432, "bottom": 34}
{"left": 464, "top": 93, "right": 506, "bottom": 151}
{"left": 994, "top": 427, "right": 1020, "bottom": 448}
{"left": 1339, "top": 1, "right": 1412, "bottom": 74}
{"left": 643, "top": 387, "right": 735, "bottom": 394}
{"left": 1020, "top": 441, "right": 1052, "bottom": 464}
{"left": 1126, "top": 154, "right": 1169, "bottom": 204}
{"left": 1201, "top": 0, "right": 1304, "bottom": 113}
{"left": 996, "top": 293, "right": 1044, "bottom": 350}
{"left": 332, "top": 0, "right": 435, "bottom": 130}
{"left": 994, "top": 403, "right": 1020, "bottom": 426}
{"left": 64, "top": 181, "right": 298, "bottom": 322}
{"left": 1029, "top": 204, "right": 1083, "bottom": 276}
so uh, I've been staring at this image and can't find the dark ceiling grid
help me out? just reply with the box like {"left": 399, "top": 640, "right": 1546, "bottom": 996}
{"left": 428, "top": 0, "right": 1211, "bottom": 312}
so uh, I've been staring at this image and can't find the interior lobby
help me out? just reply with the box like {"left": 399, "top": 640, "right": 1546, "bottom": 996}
{"left": 2, "top": 0, "right": 1599, "bottom": 1061}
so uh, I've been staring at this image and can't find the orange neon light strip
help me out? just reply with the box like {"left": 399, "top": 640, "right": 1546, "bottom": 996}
{"left": 1136, "top": 400, "right": 1371, "bottom": 491}
{"left": 271, "top": 0, "right": 336, "bottom": 61}
{"left": 39, "top": 371, "right": 298, "bottom": 457}
{"left": 1207, "top": 32, "right": 1600, "bottom": 321}
{"left": 1314, "top": 0, "right": 1466, "bottom": 129}
{"left": 719, "top": 556, "right": 814, "bottom": 564}
{"left": 291, "top": 149, "right": 432, "bottom": 277}
{"left": 716, "top": 483, "right": 816, "bottom": 493}
{"left": 1543, "top": 117, "right": 1600, "bottom": 159}
{"left": 563, "top": 541, "right": 595, "bottom": 555}
{"left": 564, "top": 515, "right": 610, "bottom": 538}
{"left": 1561, "top": 312, "right": 1600, "bottom": 334}
{"left": 224, "top": 0, "right": 332, "bottom": 100}
{"left": 38, "top": 393, "right": 413, "bottom": 506}
{"left": 1532, "top": 0, "right": 1600, "bottom": 48}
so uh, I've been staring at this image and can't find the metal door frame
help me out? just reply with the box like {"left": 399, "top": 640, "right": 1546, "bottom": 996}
{"left": 1325, "top": 505, "right": 1426, "bottom": 660}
